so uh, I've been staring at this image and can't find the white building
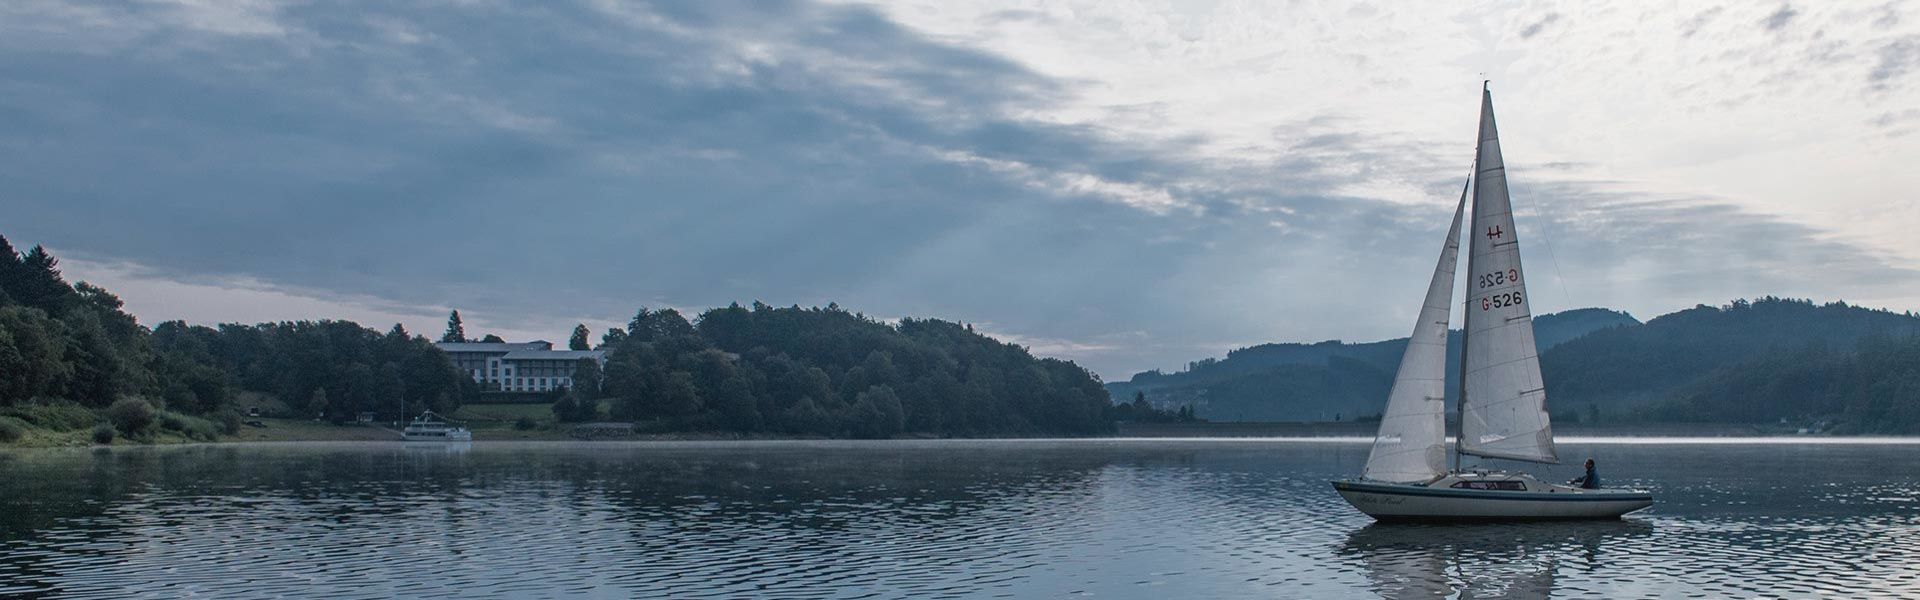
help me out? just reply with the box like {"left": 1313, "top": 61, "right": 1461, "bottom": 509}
{"left": 435, "top": 340, "right": 607, "bottom": 393}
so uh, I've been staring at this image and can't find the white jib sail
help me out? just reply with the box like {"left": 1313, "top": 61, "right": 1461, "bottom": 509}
{"left": 1361, "top": 182, "right": 1467, "bottom": 483}
{"left": 1460, "top": 86, "right": 1557, "bottom": 464}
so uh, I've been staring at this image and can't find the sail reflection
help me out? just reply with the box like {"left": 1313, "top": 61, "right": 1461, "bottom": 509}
{"left": 1338, "top": 520, "right": 1653, "bottom": 599}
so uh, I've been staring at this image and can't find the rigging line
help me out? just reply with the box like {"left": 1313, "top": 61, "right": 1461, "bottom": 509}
{"left": 1511, "top": 165, "right": 1575, "bottom": 312}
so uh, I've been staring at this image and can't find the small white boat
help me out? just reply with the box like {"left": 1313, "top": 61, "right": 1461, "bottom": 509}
{"left": 402, "top": 410, "right": 472, "bottom": 442}
{"left": 1331, "top": 84, "right": 1652, "bottom": 521}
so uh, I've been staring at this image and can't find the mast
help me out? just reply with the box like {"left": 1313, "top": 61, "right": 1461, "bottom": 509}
{"left": 1451, "top": 172, "right": 1474, "bottom": 474}
{"left": 1454, "top": 85, "right": 1487, "bottom": 472}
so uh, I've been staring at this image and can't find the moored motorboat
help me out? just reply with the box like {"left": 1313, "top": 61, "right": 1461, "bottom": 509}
{"left": 401, "top": 410, "right": 472, "bottom": 441}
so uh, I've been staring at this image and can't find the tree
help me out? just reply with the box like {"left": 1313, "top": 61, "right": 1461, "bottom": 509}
{"left": 59, "top": 309, "right": 129, "bottom": 407}
{"left": 849, "top": 385, "right": 904, "bottom": 439}
{"left": 627, "top": 307, "right": 695, "bottom": 342}
{"left": 377, "top": 362, "right": 406, "bottom": 420}
{"left": 107, "top": 397, "right": 154, "bottom": 436}
{"left": 442, "top": 311, "right": 466, "bottom": 343}
{"left": 0, "top": 234, "right": 22, "bottom": 305}
{"left": 600, "top": 328, "right": 627, "bottom": 349}
{"left": 572, "top": 357, "right": 603, "bottom": 396}
{"left": 480, "top": 334, "right": 506, "bottom": 343}
{"left": 0, "top": 306, "right": 72, "bottom": 403}
{"left": 781, "top": 397, "right": 832, "bottom": 435}
{"left": 552, "top": 391, "right": 597, "bottom": 422}
{"left": 73, "top": 282, "right": 140, "bottom": 341}
{"left": 569, "top": 324, "right": 591, "bottom": 351}
{"left": 341, "top": 363, "right": 376, "bottom": 423}
{"left": 306, "top": 388, "right": 329, "bottom": 418}
{"left": 15, "top": 245, "right": 76, "bottom": 313}
{"left": 711, "top": 375, "right": 760, "bottom": 432}
{"left": 661, "top": 371, "right": 702, "bottom": 416}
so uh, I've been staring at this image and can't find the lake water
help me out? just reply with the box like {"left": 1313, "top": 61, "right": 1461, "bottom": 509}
{"left": 2, "top": 439, "right": 1918, "bottom": 598}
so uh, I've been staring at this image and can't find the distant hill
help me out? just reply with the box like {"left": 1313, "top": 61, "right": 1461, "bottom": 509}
{"left": 1542, "top": 297, "right": 1920, "bottom": 410}
{"left": 1113, "top": 299, "right": 1920, "bottom": 425}
{"left": 1108, "top": 308, "right": 1639, "bottom": 421}
{"left": 1650, "top": 333, "right": 1920, "bottom": 433}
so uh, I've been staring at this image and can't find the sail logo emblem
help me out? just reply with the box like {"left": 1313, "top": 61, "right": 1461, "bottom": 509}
{"left": 1485, "top": 226, "right": 1505, "bottom": 240}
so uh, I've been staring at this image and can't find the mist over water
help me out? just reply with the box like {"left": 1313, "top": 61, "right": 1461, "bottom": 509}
{"left": 1, "top": 440, "right": 1916, "bottom": 598}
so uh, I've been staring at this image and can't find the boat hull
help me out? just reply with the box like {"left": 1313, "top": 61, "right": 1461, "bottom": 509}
{"left": 402, "top": 430, "right": 472, "bottom": 442}
{"left": 1332, "top": 479, "right": 1652, "bottom": 522}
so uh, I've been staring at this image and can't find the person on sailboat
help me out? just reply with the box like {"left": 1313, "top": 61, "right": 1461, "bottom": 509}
{"left": 1570, "top": 459, "right": 1600, "bottom": 489}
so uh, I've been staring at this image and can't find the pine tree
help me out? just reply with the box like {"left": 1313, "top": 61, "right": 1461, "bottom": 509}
{"left": 442, "top": 310, "right": 466, "bottom": 343}
{"left": 17, "top": 245, "right": 75, "bottom": 312}
{"left": 569, "top": 323, "right": 591, "bottom": 350}
{"left": 0, "top": 234, "right": 22, "bottom": 305}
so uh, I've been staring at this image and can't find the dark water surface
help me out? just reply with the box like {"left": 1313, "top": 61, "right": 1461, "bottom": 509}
{"left": 2, "top": 439, "right": 1918, "bottom": 598}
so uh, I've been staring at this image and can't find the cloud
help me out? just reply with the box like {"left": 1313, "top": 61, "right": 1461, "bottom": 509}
{"left": 4, "top": 0, "right": 1918, "bottom": 381}
{"left": 1520, "top": 13, "right": 1561, "bottom": 39}
{"left": 55, "top": 255, "right": 618, "bottom": 345}
{"left": 1869, "top": 36, "right": 1920, "bottom": 90}
{"left": 1763, "top": 4, "right": 1800, "bottom": 31}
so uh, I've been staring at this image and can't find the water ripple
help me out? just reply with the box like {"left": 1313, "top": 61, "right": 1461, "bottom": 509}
{"left": 0, "top": 440, "right": 1917, "bottom": 598}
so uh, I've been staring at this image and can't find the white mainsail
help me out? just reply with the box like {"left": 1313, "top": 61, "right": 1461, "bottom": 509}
{"left": 1361, "top": 182, "right": 1468, "bottom": 483}
{"left": 1460, "top": 85, "right": 1557, "bottom": 464}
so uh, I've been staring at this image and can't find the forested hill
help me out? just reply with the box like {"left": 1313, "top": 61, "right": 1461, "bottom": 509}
{"left": 0, "top": 234, "right": 478, "bottom": 442}
{"left": 592, "top": 303, "right": 1114, "bottom": 437}
{"left": 0, "top": 232, "right": 1120, "bottom": 442}
{"left": 1114, "top": 298, "right": 1920, "bottom": 429}
{"left": 1542, "top": 297, "right": 1920, "bottom": 411}
{"left": 1105, "top": 308, "right": 1637, "bottom": 421}
{"left": 1651, "top": 334, "right": 1920, "bottom": 433}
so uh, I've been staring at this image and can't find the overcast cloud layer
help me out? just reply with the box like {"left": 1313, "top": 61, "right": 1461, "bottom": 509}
{"left": 4, "top": 0, "right": 1917, "bottom": 380}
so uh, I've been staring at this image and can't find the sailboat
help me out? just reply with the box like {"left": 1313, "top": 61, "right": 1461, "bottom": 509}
{"left": 1331, "top": 84, "right": 1653, "bottom": 521}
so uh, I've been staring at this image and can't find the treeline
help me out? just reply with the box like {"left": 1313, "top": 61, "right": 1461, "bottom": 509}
{"left": 0, "top": 233, "right": 1127, "bottom": 441}
{"left": 1539, "top": 297, "right": 1920, "bottom": 406}
{"left": 1648, "top": 328, "right": 1920, "bottom": 433}
{"left": 562, "top": 302, "right": 1117, "bottom": 437}
{"left": 0, "top": 236, "right": 471, "bottom": 440}
{"left": 151, "top": 320, "right": 473, "bottom": 421}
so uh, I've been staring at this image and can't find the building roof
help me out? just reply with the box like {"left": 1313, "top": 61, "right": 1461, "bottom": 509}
{"left": 434, "top": 341, "right": 550, "bottom": 353}
{"left": 502, "top": 349, "right": 607, "bottom": 361}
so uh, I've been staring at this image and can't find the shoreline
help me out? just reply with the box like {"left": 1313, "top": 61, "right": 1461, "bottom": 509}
{"left": 5, "top": 421, "right": 1912, "bottom": 450}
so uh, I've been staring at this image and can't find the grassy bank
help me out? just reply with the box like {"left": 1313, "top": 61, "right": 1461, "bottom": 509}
{"left": 0, "top": 415, "right": 581, "bottom": 447}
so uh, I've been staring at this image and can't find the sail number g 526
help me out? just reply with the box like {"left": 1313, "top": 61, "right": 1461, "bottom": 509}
{"left": 1481, "top": 291, "right": 1523, "bottom": 311}
{"left": 1477, "top": 269, "right": 1520, "bottom": 289}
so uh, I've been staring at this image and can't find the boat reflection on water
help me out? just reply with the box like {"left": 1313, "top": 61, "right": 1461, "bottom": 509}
{"left": 1338, "top": 520, "right": 1653, "bottom": 599}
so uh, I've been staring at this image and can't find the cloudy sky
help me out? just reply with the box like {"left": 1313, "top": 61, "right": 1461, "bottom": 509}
{"left": 3, "top": 0, "right": 1917, "bottom": 380}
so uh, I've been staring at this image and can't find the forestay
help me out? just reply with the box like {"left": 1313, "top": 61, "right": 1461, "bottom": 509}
{"left": 1459, "top": 86, "right": 1557, "bottom": 464}
{"left": 1361, "top": 182, "right": 1467, "bottom": 483}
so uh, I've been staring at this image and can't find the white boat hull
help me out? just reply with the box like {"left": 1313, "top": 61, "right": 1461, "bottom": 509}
{"left": 1332, "top": 476, "right": 1652, "bottom": 522}
{"left": 403, "top": 431, "right": 472, "bottom": 442}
